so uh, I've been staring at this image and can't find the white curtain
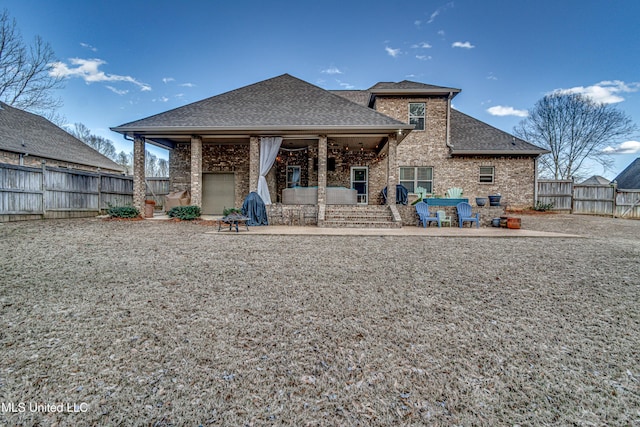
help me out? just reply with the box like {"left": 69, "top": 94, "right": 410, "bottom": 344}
{"left": 257, "top": 136, "right": 282, "bottom": 205}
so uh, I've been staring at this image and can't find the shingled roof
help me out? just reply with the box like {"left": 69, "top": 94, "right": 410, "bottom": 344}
{"left": 112, "top": 74, "right": 412, "bottom": 134}
{"left": 613, "top": 157, "right": 640, "bottom": 189}
{"left": 449, "top": 109, "right": 548, "bottom": 155}
{"left": 0, "top": 102, "right": 123, "bottom": 172}
{"left": 368, "top": 80, "right": 461, "bottom": 96}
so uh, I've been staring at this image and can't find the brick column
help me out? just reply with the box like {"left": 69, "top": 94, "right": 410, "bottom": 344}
{"left": 317, "top": 135, "right": 327, "bottom": 205}
{"left": 386, "top": 134, "right": 398, "bottom": 205}
{"left": 249, "top": 136, "right": 259, "bottom": 193}
{"left": 133, "top": 136, "right": 146, "bottom": 215}
{"left": 190, "top": 135, "right": 202, "bottom": 207}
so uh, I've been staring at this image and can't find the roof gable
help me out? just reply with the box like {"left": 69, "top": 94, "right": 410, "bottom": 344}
{"left": 368, "top": 80, "right": 461, "bottom": 97}
{"left": 0, "top": 102, "right": 123, "bottom": 172}
{"left": 449, "top": 109, "right": 548, "bottom": 155}
{"left": 614, "top": 157, "right": 640, "bottom": 189}
{"left": 113, "top": 74, "right": 411, "bottom": 131}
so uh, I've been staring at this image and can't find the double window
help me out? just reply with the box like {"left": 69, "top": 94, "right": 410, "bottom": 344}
{"left": 479, "top": 166, "right": 495, "bottom": 184}
{"left": 409, "top": 103, "right": 425, "bottom": 131}
{"left": 400, "top": 166, "right": 433, "bottom": 194}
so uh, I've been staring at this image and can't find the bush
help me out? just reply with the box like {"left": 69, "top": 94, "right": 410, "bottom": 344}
{"left": 223, "top": 207, "right": 242, "bottom": 216}
{"left": 167, "top": 205, "right": 201, "bottom": 220}
{"left": 107, "top": 205, "right": 140, "bottom": 218}
{"left": 534, "top": 201, "right": 554, "bottom": 212}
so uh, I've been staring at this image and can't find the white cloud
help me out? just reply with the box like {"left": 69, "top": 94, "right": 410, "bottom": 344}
{"left": 452, "top": 41, "right": 475, "bottom": 49}
{"left": 80, "top": 42, "right": 97, "bottom": 52}
{"left": 49, "top": 58, "right": 151, "bottom": 91}
{"left": 321, "top": 67, "right": 343, "bottom": 75}
{"left": 180, "top": 83, "right": 195, "bottom": 88}
{"left": 337, "top": 80, "right": 355, "bottom": 89}
{"left": 414, "top": 20, "right": 422, "bottom": 27}
{"left": 106, "top": 86, "right": 128, "bottom": 96}
{"left": 427, "top": 2, "right": 453, "bottom": 24}
{"left": 438, "top": 30, "right": 445, "bottom": 37}
{"left": 385, "top": 46, "right": 401, "bottom": 57}
{"left": 551, "top": 80, "right": 640, "bottom": 104}
{"left": 487, "top": 72, "right": 498, "bottom": 81}
{"left": 416, "top": 55, "right": 432, "bottom": 61}
{"left": 411, "top": 42, "right": 432, "bottom": 49}
{"left": 153, "top": 96, "right": 170, "bottom": 103}
{"left": 162, "top": 77, "right": 175, "bottom": 84}
{"left": 602, "top": 140, "right": 640, "bottom": 154}
{"left": 487, "top": 105, "right": 528, "bottom": 117}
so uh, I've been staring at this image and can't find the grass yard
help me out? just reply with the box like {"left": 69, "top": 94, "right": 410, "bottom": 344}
{"left": 0, "top": 214, "right": 639, "bottom": 426}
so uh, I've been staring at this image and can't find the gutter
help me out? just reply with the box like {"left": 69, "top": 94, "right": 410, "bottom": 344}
{"left": 446, "top": 92, "right": 454, "bottom": 153}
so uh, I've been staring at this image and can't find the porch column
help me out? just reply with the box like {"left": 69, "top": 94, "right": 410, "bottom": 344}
{"left": 386, "top": 133, "right": 398, "bottom": 205}
{"left": 249, "top": 136, "right": 259, "bottom": 193}
{"left": 317, "top": 135, "right": 327, "bottom": 205}
{"left": 190, "top": 135, "right": 202, "bottom": 207}
{"left": 133, "top": 136, "right": 146, "bottom": 215}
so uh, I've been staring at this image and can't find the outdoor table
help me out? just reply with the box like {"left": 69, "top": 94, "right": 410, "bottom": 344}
{"left": 218, "top": 213, "right": 250, "bottom": 232}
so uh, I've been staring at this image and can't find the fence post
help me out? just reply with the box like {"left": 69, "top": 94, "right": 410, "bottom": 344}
{"left": 612, "top": 181, "right": 617, "bottom": 218}
{"left": 41, "top": 160, "right": 46, "bottom": 218}
{"left": 97, "top": 171, "right": 102, "bottom": 213}
{"left": 570, "top": 177, "right": 575, "bottom": 214}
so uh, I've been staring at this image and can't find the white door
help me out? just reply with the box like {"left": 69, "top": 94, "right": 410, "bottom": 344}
{"left": 351, "top": 167, "right": 368, "bottom": 204}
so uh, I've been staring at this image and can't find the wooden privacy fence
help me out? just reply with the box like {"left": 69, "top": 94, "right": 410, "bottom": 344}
{"left": 0, "top": 162, "right": 169, "bottom": 222}
{"left": 537, "top": 179, "right": 640, "bottom": 219}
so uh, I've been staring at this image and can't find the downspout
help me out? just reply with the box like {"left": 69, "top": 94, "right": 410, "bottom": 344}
{"left": 446, "top": 92, "right": 454, "bottom": 154}
{"left": 534, "top": 155, "right": 539, "bottom": 206}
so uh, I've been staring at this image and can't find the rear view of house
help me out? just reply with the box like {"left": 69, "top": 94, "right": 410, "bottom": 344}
{"left": 111, "top": 74, "right": 547, "bottom": 226}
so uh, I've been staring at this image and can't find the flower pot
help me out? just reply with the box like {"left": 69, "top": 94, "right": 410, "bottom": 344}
{"left": 492, "top": 218, "right": 501, "bottom": 227}
{"left": 144, "top": 200, "right": 156, "bottom": 218}
{"left": 476, "top": 197, "right": 487, "bottom": 207}
{"left": 488, "top": 195, "right": 501, "bottom": 206}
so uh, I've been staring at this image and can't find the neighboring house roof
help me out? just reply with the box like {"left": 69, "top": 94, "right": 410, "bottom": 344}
{"left": 328, "top": 90, "right": 371, "bottom": 107}
{"left": 613, "top": 157, "right": 640, "bottom": 189}
{"left": 580, "top": 175, "right": 611, "bottom": 185}
{"left": 449, "top": 109, "right": 549, "bottom": 156}
{"left": 112, "top": 74, "right": 413, "bottom": 135}
{"left": 0, "top": 102, "right": 123, "bottom": 172}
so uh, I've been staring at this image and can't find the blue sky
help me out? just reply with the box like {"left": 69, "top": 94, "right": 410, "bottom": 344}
{"left": 4, "top": 0, "right": 640, "bottom": 179}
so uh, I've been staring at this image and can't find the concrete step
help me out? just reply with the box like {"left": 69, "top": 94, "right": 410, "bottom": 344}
{"left": 322, "top": 205, "right": 399, "bottom": 228}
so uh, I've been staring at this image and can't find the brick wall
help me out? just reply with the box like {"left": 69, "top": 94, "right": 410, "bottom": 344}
{"left": 374, "top": 96, "right": 537, "bottom": 208}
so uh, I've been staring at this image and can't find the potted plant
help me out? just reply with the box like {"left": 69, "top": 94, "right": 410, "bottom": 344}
{"left": 488, "top": 193, "right": 501, "bottom": 206}
{"left": 476, "top": 197, "right": 488, "bottom": 207}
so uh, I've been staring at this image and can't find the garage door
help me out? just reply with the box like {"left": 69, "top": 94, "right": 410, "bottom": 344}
{"left": 202, "top": 173, "right": 235, "bottom": 215}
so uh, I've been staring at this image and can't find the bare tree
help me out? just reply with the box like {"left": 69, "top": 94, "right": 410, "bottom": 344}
{"left": 116, "top": 151, "right": 132, "bottom": 175}
{"left": 66, "top": 123, "right": 117, "bottom": 160}
{"left": 0, "top": 9, "right": 64, "bottom": 116}
{"left": 514, "top": 93, "right": 637, "bottom": 180}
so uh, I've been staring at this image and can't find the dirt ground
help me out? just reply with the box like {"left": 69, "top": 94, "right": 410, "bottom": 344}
{"left": 0, "top": 214, "right": 638, "bottom": 426}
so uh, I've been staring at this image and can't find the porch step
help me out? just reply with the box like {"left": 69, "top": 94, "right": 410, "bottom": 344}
{"left": 321, "top": 205, "right": 401, "bottom": 228}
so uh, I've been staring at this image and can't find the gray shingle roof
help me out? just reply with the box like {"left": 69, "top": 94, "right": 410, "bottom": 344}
{"left": 369, "top": 80, "right": 461, "bottom": 95}
{"left": 613, "top": 157, "right": 640, "bottom": 189}
{"left": 328, "top": 90, "right": 371, "bottom": 107}
{"left": 113, "top": 74, "right": 411, "bottom": 132}
{"left": 580, "top": 175, "right": 611, "bottom": 185}
{"left": 449, "top": 109, "right": 548, "bottom": 155}
{"left": 0, "top": 102, "right": 123, "bottom": 172}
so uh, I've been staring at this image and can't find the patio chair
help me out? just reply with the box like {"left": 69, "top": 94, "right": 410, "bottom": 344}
{"left": 437, "top": 210, "right": 452, "bottom": 227}
{"left": 415, "top": 201, "right": 438, "bottom": 227}
{"left": 456, "top": 202, "right": 480, "bottom": 228}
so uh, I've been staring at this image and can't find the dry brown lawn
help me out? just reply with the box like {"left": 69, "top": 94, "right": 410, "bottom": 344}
{"left": 0, "top": 214, "right": 638, "bottom": 426}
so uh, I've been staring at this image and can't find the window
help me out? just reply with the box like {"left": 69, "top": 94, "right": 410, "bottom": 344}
{"left": 286, "top": 166, "right": 301, "bottom": 188}
{"left": 400, "top": 166, "right": 433, "bottom": 193}
{"left": 479, "top": 166, "right": 495, "bottom": 183}
{"left": 409, "top": 103, "right": 425, "bottom": 131}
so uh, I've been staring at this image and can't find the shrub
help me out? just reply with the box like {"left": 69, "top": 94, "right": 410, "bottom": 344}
{"left": 107, "top": 205, "right": 140, "bottom": 218}
{"left": 223, "top": 207, "right": 242, "bottom": 216}
{"left": 534, "top": 201, "right": 554, "bottom": 212}
{"left": 168, "top": 205, "right": 201, "bottom": 220}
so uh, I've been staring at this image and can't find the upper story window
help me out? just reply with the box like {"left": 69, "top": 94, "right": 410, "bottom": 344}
{"left": 409, "top": 103, "right": 425, "bottom": 131}
{"left": 479, "top": 166, "right": 495, "bottom": 184}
